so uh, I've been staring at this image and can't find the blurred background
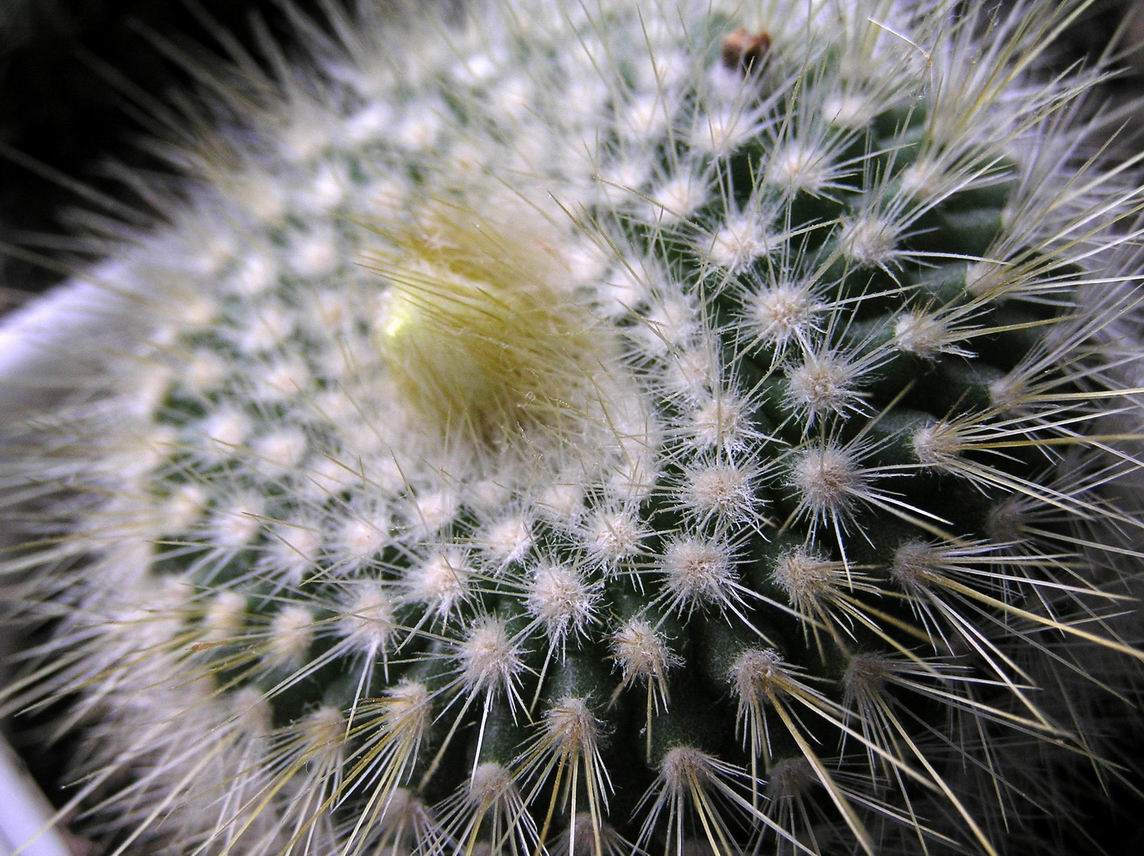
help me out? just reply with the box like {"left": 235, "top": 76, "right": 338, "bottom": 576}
{"left": 0, "top": 0, "right": 333, "bottom": 307}
{"left": 2, "top": 1, "right": 1144, "bottom": 853}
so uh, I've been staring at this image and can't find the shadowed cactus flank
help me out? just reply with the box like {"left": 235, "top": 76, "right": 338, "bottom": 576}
{"left": 3, "top": 1, "right": 1144, "bottom": 853}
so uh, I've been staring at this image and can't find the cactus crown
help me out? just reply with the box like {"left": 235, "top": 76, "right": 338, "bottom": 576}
{"left": 3, "top": 1, "right": 1144, "bottom": 854}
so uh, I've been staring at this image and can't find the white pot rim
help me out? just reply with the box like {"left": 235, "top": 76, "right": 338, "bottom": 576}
{"left": 0, "top": 736, "right": 73, "bottom": 856}
{"left": 0, "top": 261, "right": 148, "bottom": 409}
{"left": 1, "top": 278, "right": 117, "bottom": 854}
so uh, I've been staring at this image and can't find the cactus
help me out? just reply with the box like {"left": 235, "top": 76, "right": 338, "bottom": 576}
{"left": 3, "top": 0, "right": 1144, "bottom": 853}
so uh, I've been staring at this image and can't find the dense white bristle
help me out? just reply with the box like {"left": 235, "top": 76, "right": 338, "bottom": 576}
{"left": 791, "top": 444, "right": 862, "bottom": 520}
{"left": 2, "top": 0, "right": 1142, "bottom": 853}
{"left": 267, "top": 605, "right": 315, "bottom": 667}
{"left": 457, "top": 616, "right": 524, "bottom": 703}
{"left": 610, "top": 617, "right": 681, "bottom": 698}
{"left": 338, "top": 583, "right": 396, "bottom": 654}
{"left": 526, "top": 561, "right": 601, "bottom": 649}
{"left": 659, "top": 536, "right": 738, "bottom": 613}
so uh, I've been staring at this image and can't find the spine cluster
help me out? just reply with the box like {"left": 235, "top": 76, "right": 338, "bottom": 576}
{"left": 2, "top": 1, "right": 1144, "bottom": 854}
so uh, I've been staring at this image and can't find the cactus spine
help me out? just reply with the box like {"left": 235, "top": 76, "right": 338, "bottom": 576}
{"left": 3, "top": 1, "right": 1144, "bottom": 853}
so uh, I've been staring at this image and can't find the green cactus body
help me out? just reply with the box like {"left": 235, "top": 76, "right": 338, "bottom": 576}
{"left": 3, "top": 1, "right": 1144, "bottom": 853}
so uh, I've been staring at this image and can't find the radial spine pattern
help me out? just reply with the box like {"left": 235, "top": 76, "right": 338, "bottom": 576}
{"left": 3, "top": 1, "right": 1144, "bottom": 854}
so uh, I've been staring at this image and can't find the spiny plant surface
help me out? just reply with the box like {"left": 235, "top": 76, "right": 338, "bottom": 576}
{"left": 3, "top": 1, "right": 1144, "bottom": 853}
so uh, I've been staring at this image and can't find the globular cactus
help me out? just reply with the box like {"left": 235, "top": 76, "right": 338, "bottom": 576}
{"left": 3, "top": 1, "right": 1144, "bottom": 853}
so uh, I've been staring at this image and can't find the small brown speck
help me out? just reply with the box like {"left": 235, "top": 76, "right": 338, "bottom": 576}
{"left": 721, "top": 28, "right": 771, "bottom": 74}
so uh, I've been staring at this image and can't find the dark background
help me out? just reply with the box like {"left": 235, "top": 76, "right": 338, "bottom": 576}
{"left": 1, "top": 0, "right": 1143, "bottom": 853}
{"left": 0, "top": 0, "right": 332, "bottom": 305}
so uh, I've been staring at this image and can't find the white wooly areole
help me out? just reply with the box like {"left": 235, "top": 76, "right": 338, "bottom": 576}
{"left": 2, "top": 1, "right": 1144, "bottom": 854}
